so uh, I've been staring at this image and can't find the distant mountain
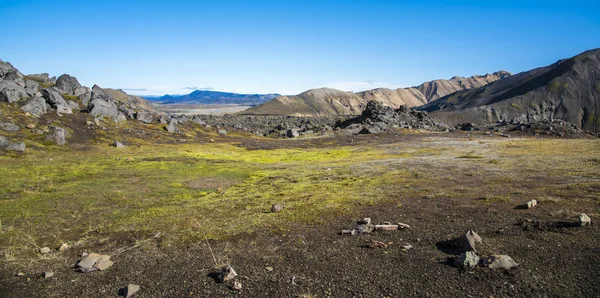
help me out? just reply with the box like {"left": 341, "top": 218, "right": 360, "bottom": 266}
{"left": 418, "top": 48, "right": 600, "bottom": 133}
{"left": 144, "top": 90, "right": 280, "bottom": 105}
{"left": 241, "top": 72, "right": 510, "bottom": 116}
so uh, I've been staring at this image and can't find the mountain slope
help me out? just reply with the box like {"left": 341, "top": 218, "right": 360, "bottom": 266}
{"left": 242, "top": 71, "right": 510, "bottom": 116}
{"left": 146, "top": 90, "right": 280, "bottom": 105}
{"left": 419, "top": 48, "right": 600, "bottom": 132}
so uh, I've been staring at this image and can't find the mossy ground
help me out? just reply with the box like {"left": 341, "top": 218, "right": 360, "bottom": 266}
{"left": 1, "top": 135, "right": 599, "bottom": 260}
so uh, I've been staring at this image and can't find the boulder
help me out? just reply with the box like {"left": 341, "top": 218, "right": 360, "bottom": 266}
{"left": 355, "top": 223, "right": 375, "bottom": 234}
{"left": 165, "top": 119, "right": 180, "bottom": 133}
{"left": 43, "top": 272, "right": 54, "bottom": 278}
{"left": 0, "top": 80, "right": 28, "bottom": 103}
{"left": 521, "top": 199, "right": 537, "bottom": 209}
{"left": 286, "top": 128, "right": 299, "bottom": 138}
{"left": 26, "top": 73, "right": 56, "bottom": 85}
{"left": 39, "top": 247, "right": 51, "bottom": 254}
{"left": 73, "top": 86, "right": 90, "bottom": 97}
{"left": 46, "top": 126, "right": 67, "bottom": 145}
{"left": 0, "top": 122, "right": 20, "bottom": 132}
{"left": 484, "top": 255, "right": 518, "bottom": 270}
{"left": 112, "top": 141, "right": 125, "bottom": 148}
{"left": 78, "top": 92, "right": 92, "bottom": 106}
{"left": 358, "top": 125, "right": 381, "bottom": 134}
{"left": 456, "top": 251, "right": 480, "bottom": 268}
{"left": 88, "top": 98, "right": 119, "bottom": 118}
{"left": 136, "top": 111, "right": 154, "bottom": 124}
{"left": 218, "top": 129, "right": 227, "bottom": 135}
{"left": 41, "top": 88, "right": 72, "bottom": 115}
{"left": 67, "top": 100, "right": 80, "bottom": 111}
{"left": 5, "top": 142, "right": 25, "bottom": 152}
{"left": 458, "top": 229, "right": 482, "bottom": 252}
{"left": 21, "top": 97, "right": 49, "bottom": 116}
{"left": 55, "top": 74, "right": 81, "bottom": 94}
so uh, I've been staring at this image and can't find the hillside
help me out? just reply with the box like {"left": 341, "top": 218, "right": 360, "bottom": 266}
{"left": 146, "top": 90, "right": 280, "bottom": 105}
{"left": 242, "top": 71, "right": 510, "bottom": 116}
{"left": 419, "top": 48, "right": 600, "bottom": 133}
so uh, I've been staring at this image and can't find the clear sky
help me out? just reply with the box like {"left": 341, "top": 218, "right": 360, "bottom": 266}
{"left": 1, "top": 0, "right": 599, "bottom": 96}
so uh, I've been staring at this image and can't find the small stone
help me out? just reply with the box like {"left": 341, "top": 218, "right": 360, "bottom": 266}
{"left": 359, "top": 218, "right": 371, "bottom": 224}
{"left": 397, "top": 223, "right": 410, "bottom": 229}
{"left": 375, "top": 224, "right": 399, "bottom": 231}
{"left": 522, "top": 199, "right": 537, "bottom": 209}
{"left": 355, "top": 223, "right": 375, "bottom": 234}
{"left": 456, "top": 251, "right": 480, "bottom": 268}
{"left": 458, "top": 229, "right": 482, "bottom": 252}
{"left": 265, "top": 267, "right": 273, "bottom": 272}
{"left": 218, "top": 265, "right": 237, "bottom": 282}
{"left": 484, "top": 255, "right": 518, "bottom": 270}
{"left": 94, "top": 259, "right": 113, "bottom": 271}
{"left": 26, "top": 124, "right": 36, "bottom": 129}
{"left": 341, "top": 229, "right": 356, "bottom": 236}
{"left": 580, "top": 213, "right": 591, "bottom": 226}
{"left": 16, "top": 272, "right": 25, "bottom": 277}
{"left": 59, "top": 243, "right": 70, "bottom": 252}
{"left": 77, "top": 253, "right": 101, "bottom": 270}
{"left": 43, "top": 272, "right": 54, "bottom": 278}
{"left": 402, "top": 244, "right": 413, "bottom": 251}
{"left": 125, "top": 284, "right": 140, "bottom": 298}
{"left": 369, "top": 240, "right": 388, "bottom": 248}
{"left": 209, "top": 138, "right": 215, "bottom": 142}
{"left": 218, "top": 129, "right": 227, "bottom": 135}
{"left": 232, "top": 281, "right": 242, "bottom": 291}
{"left": 39, "top": 247, "right": 51, "bottom": 254}
{"left": 271, "top": 204, "right": 284, "bottom": 213}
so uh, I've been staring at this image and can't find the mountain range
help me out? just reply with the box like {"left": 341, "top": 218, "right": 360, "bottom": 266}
{"left": 144, "top": 90, "right": 280, "bottom": 105}
{"left": 241, "top": 71, "right": 510, "bottom": 116}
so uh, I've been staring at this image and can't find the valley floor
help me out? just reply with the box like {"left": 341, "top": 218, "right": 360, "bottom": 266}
{"left": 1, "top": 131, "right": 599, "bottom": 297}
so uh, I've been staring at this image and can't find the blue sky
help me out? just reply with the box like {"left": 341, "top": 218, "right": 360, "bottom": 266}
{"left": 1, "top": 0, "right": 599, "bottom": 95}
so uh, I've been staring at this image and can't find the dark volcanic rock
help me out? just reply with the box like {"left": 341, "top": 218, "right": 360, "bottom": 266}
{"left": 336, "top": 101, "right": 450, "bottom": 133}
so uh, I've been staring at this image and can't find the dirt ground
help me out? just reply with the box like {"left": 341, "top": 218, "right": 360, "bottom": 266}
{"left": 1, "top": 131, "right": 599, "bottom": 297}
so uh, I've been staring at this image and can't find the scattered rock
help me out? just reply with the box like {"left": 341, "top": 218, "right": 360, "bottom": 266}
{"left": 341, "top": 229, "right": 356, "bottom": 236}
{"left": 26, "top": 124, "right": 36, "bottom": 129}
{"left": 358, "top": 218, "right": 371, "bottom": 224}
{"left": 232, "top": 281, "right": 242, "bottom": 291}
{"left": 16, "top": 272, "right": 25, "bottom": 277}
{"left": 59, "top": 243, "right": 70, "bottom": 252}
{"left": 218, "top": 129, "right": 227, "bottom": 135}
{"left": 521, "top": 199, "right": 537, "bottom": 209}
{"left": 375, "top": 224, "right": 399, "bottom": 231}
{"left": 46, "top": 126, "right": 67, "bottom": 146}
{"left": 402, "top": 244, "right": 413, "bottom": 251}
{"left": 397, "top": 223, "right": 410, "bottom": 229}
{"left": 41, "top": 88, "right": 72, "bottom": 115}
{"left": 265, "top": 267, "right": 274, "bottom": 272}
{"left": 55, "top": 74, "right": 81, "bottom": 94}
{"left": 369, "top": 240, "right": 389, "bottom": 248}
{"left": 286, "top": 128, "right": 299, "bottom": 138}
{"left": 112, "top": 141, "right": 125, "bottom": 148}
{"left": 39, "top": 247, "right": 51, "bottom": 255}
{"left": 165, "top": 120, "right": 180, "bottom": 133}
{"left": 456, "top": 251, "right": 480, "bottom": 268}
{"left": 271, "top": 204, "right": 284, "bottom": 213}
{"left": 217, "top": 265, "right": 237, "bottom": 283}
{"left": 458, "top": 229, "right": 482, "bottom": 252}
{"left": 580, "top": 213, "right": 591, "bottom": 226}
{"left": 0, "top": 121, "right": 20, "bottom": 132}
{"left": 355, "top": 223, "right": 375, "bottom": 234}
{"left": 124, "top": 284, "right": 140, "bottom": 298}
{"left": 136, "top": 111, "right": 154, "bottom": 124}
{"left": 43, "top": 272, "right": 54, "bottom": 278}
{"left": 77, "top": 253, "right": 113, "bottom": 272}
{"left": 0, "top": 136, "right": 8, "bottom": 148}
{"left": 484, "top": 255, "right": 518, "bottom": 270}
{"left": 0, "top": 80, "right": 28, "bottom": 103}
{"left": 5, "top": 142, "right": 25, "bottom": 152}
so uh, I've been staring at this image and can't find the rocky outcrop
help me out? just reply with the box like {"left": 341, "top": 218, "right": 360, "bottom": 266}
{"left": 21, "top": 97, "right": 49, "bottom": 116}
{"left": 336, "top": 101, "right": 450, "bottom": 133}
{"left": 419, "top": 48, "right": 600, "bottom": 133}
{"left": 41, "top": 88, "right": 72, "bottom": 115}
{"left": 243, "top": 72, "right": 510, "bottom": 117}
{"left": 0, "top": 80, "right": 28, "bottom": 103}
{"left": 55, "top": 74, "right": 81, "bottom": 94}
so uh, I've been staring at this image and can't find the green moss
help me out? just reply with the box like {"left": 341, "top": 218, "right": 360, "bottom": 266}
{"left": 510, "top": 103, "right": 522, "bottom": 110}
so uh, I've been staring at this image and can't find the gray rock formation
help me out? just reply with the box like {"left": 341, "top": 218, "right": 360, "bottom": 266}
{"left": 136, "top": 111, "right": 154, "bottom": 123}
{"left": 21, "top": 97, "right": 49, "bottom": 116}
{"left": 46, "top": 126, "right": 67, "bottom": 145}
{"left": 0, "top": 80, "right": 28, "bottom": 103}
{"left": 41, "top": 88, "right": 72, "bottom": 115}
{"left": 0, "top": 136, "right": 8, "bottom": 148}
{"left": 55, "top": 74, "right": 81, "bottom": 94}
{"left": 0, "top": 122, "right": 20, "bottom": 132}
{"left": 5, "top": 142, "right": 25, "bottom": 152}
